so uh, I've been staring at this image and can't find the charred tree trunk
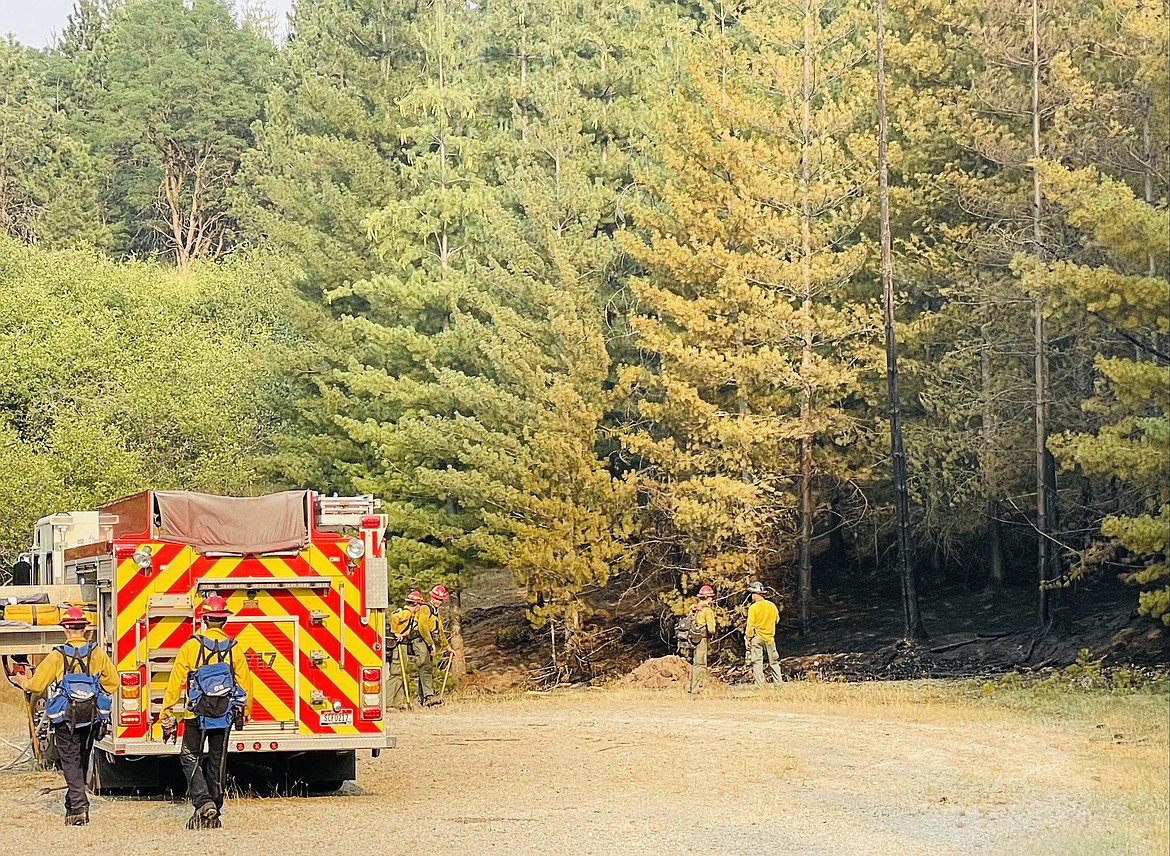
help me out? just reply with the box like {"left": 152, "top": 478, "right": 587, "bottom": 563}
{"left": 986, "top": 499, "right": 1005, "bottom": 590}
{"left": 877, "top": 0, "right": 925, "bottom": 640}
{"left": 1031, "top": 0, "right": 1053, "bottom": 625}
{"left": 797, "top": 0, "right": 815, "bottom": 635}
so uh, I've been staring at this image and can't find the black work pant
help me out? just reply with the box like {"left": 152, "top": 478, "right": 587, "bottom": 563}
{"left": 54, "top": 724, "right": 94, "bottom": 817}
{"left": 179, "top": 721, "right": 230, "bottom": 811}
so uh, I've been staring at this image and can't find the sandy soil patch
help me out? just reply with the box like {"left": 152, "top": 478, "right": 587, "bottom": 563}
{"left": 0, "top": 683, "right": 1164, "bottom": 855}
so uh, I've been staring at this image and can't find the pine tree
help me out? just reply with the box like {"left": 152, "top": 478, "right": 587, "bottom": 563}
{"left": 81, "top": 0, "right": 274, "bottom": 266}
{"left": 619, "top": 0, "right": 877, "bottom": 623}
{"left": 233, "top": 0, "right": 423, "bottom": 299}
{"left": 903, "top": 0, "right": 1112, "bottom": 610}
{"left": 0, "top": 39, "right": 107, "bottom": 248}
{"left": 1018, "top": 161, "right": 1168, "bottom": 624}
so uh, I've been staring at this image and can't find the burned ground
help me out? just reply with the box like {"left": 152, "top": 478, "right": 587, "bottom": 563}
{"left": 457, "top": 569, "right": 1169, "bottom": 691}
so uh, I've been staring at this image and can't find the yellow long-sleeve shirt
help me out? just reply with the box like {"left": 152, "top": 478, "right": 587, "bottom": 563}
{"left": 744, "top": 599, "right": 780, "bottom": 644}
{"left": 161, "top": 628, "right": 253, "bottom": 720}
{"left": 23, "top": 642, "right": 117, "bottom": 697}
{"left": 415, "top": 604, "right": 448, "bottom": 649}
{"left": 387, "top": 607, "right": 413, "bottom": 638}
{"left": 693, "top": 604, "right": 716, "bottom": 637}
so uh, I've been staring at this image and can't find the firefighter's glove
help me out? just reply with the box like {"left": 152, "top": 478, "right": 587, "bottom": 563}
{"left": 160, "top": 715, "right": 178, "bottom": 745}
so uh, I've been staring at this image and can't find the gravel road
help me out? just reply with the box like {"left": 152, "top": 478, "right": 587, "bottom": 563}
{"left": 0, "top": 686, "right": 1146, "bottom": 855}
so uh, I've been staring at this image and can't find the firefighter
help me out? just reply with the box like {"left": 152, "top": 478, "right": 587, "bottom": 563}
{"left": 407, "top": 586, "right": 450, "bottom": 706}
{"left": 744, "top": 581, "right": 783, "bottom": 685}
{"left": 688, "top": 585, "right": 716, "bottom": 694}
{"left": 14, "top": 607, "right": 116, "bottom": 826}
{"left": 422, "top": 584, "right": 453, "bottom": 702}
{"left": 384, "top": 592, "right": 420, "bottom": 709}
{"left": 159, "top": 595, "right": 253, "bottom": 830}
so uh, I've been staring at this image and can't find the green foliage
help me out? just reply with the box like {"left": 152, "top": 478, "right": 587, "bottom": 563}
{"left": 77, "top": 0, "right": 274, "bottom": 266}
{"left": 0, "top": 236, "right": 297, "bottom": 564}
{"left": 3, "top": 0, "right": 1169, "bottom": 642}
{"left": 232, "top": 0, "right": 420, "bottom": 298}
{"left": 1021, "top": 161, "right": 1170, "bottom": 625}
{"left": 973, "top": 651, "right": 1170, "bottom": 698}
{"left": 0, "top": 39, "right": 107, "bottom": 248}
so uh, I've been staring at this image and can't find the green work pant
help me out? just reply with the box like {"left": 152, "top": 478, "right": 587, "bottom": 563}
{"left": 750, "top": 636, "right": 782, "bottom": 685}
{"left": 688, "top": 639, "right": 708, "bottom": 694}
{"left": 408, "top": 637, "right": 435, "bottom": 702}
{"left": 386, "top": 645, "right": 410, "bottom": 708}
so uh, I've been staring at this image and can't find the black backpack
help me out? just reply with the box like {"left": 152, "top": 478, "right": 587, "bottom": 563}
{"left": 675, "top": 612, "right": 706, "bottom": 649}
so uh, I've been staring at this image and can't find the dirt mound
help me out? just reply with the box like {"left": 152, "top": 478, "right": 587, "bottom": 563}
{"left": 459, "top": 667, "right": 530, "bottom": 694}
{"left": 624, "top": 655, "right": 690, "bottom": 688}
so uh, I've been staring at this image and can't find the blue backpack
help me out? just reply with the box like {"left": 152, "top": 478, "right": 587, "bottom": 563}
{"left": 186, "top": 637, "right": 246, "bottom": 729}
{"left": 45, "top": 644, "right": 112, "bottom": 732}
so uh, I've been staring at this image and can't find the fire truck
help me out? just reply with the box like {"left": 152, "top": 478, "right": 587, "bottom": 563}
{"left": 0, "top": 489, "right": 394, "bottom": 792}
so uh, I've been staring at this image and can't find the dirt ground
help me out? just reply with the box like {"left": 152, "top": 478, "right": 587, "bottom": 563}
{"left": 1, "top": 682, "right": 1166, "bottom": 856}
{"left": 457, "top": 569, "right": 1170, "bottom": 690}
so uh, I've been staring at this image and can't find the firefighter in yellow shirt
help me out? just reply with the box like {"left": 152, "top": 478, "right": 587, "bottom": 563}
{"left": 688, "top": 585, "right": 716, "bottom": 694}
{"left": 159, "top": 595, "right": 253, "bottom": 830}
{"left": 384, "top": 593, "right": 418, "bottom": 709}
{"left": 15, "top": 608, "right": 116, "bottom": 826}
{"left": 744, "top": 581, "right": 783, "bottom": 685}
{"left": 413, "top": 584, "right": 451, "bottom": 706}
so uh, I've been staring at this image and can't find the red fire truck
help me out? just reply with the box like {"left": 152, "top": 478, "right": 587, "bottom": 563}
{"left": 0, "top": 489, "right": 394, "bottom": 792}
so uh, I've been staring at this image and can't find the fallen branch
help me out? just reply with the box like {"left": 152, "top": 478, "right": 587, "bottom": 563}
{"left": 930, "top": 637, "right": 981, "bottom": 653}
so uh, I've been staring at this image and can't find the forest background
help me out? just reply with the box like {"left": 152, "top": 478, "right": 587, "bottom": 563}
{"left": 0, "top": 0, "right": 1166, "bottom": 665}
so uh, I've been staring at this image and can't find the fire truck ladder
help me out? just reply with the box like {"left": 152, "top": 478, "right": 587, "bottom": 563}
{"left": 139, "top": 595, "right": 194, "bottom": 720}
{"left": 315, "top": 494, "right": 380, "bottom": 529}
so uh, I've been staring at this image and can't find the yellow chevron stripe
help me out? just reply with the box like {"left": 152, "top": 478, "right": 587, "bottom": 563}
{"left": 230, "top": 622, "right": 297, "bottom": 723}
{"left": 115, "top": 545, "right": 199, "bottom": 642}
{"left": 248, "top": 592, "right": 362, "bottom": 736}
{"left": 253, "top": 555, "right": 380, "bottom": 666}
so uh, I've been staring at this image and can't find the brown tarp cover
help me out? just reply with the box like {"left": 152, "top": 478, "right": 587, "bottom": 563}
{"left": 154, "top": 490, "right": 310, "bottom": 554}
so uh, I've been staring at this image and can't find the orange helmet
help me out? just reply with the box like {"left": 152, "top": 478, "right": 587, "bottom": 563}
{"left": 200, "top": 595, "right": 232, "bottom": 618}
{"left": 61, "top": 607, "right": 89, "bottom": 628}
{"left": 429, "top": 584, "right": 449, "bottom": 604}
{"left": 698, "top": 585, "right": 714, "bottom": 599}
{"left": 406, "top": 590, "right": 425, "bottom": 605}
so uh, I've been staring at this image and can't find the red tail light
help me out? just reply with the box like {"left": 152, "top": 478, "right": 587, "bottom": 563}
{"left": 361, "top": 706, "right": 383, "bottom": 721}
{"left": 360, "top": 516, "right": 381, "bottom": 529}
{"left": 119, "top": 671, "right": 142, "bottom": 725}
{"left": 361, "top": 668, "right": 381, "bottom": 682}
{"left": 114, "top": 545, "right": 136, "bottom": 560}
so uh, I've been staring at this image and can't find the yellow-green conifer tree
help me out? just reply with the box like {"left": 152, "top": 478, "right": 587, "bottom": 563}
{"left": 619, "top": 0, "right": 878, "bottom": 628}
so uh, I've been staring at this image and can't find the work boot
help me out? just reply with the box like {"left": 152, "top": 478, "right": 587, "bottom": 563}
{"left": 186, "top": 804, "right": 221, "bottom": 830}
{"left": 65, "top": 813, "right": 89, "bottom": 826}
{"left": 423, "top": 696, "right": 443, "bottom": 707}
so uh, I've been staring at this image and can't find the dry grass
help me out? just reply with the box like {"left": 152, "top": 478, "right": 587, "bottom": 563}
{"left": 1, "top": 678, "right": 1165, "bottom": 855}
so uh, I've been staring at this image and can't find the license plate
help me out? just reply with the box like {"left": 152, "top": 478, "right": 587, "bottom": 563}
{"left": 319, "top": 709, "right": 353, "bottom": 727}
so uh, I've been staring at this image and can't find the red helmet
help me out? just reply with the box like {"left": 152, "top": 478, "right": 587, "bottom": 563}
{"left": 200, "top": 595, "right": 232, "bottom": 618}
{"left": 406, "top": 590, "right": 425, "bottom": 605}
{"left": 698, "top": 585, "right": 714, "bottom": 599}
{"left": 61, "top": 607, "right": 89, "bottom": 628}
{"left": 429, "top": 584, "right": 449, "bottom": 603}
